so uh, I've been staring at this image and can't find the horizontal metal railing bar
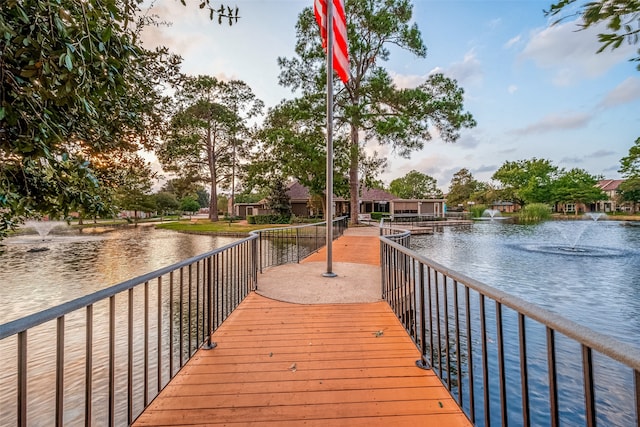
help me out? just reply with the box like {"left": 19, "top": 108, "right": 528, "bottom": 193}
{"left": 379, "top": 235, "right": 640, "bottom": 372}
{"left": 0, "top": 235, "right": 257, "bottom": 339}
{"left": 249, "top": 216, "right": 347, "bottom": 236}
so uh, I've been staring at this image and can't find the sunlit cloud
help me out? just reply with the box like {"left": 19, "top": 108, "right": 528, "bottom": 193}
{"left": 504, "top": 35, "right": 521, "bottom": 49}
{"left": 520, "top": 19, "right": 636, "bottom": 85}
{"left": 511, "top": 111, "right": 592, "bottom": 135}
{"left": 428, "top": 50, "right": 483, "bottom": 87}
{"left": 599, "top": 77, "right": 640, "bottom": 108}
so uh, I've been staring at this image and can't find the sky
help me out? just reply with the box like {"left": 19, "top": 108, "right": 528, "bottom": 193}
{"left": 140, "top": 0, "right": 640, "bottom": 193}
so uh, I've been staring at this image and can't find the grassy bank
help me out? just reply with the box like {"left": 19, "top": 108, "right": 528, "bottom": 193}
{"left": 155, "top": 219, "right": 285, "bottom": 234}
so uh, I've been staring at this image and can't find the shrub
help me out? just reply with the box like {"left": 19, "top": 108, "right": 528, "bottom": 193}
{"left": 370, "top": 212, "right": 391, "bottom": 220}
{"left": 519, "top": 203, "right": 551, "bottom": 223}
{"left": 469, "top": 204, "right": 488, "bottom": 218}
{"left": 251, "top": 214, "right": 292, "bottom": 224}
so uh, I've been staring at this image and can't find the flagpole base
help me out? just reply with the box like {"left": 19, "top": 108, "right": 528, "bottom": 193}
{"left": 322, "top": 272, "right": 337, "bottom": 278}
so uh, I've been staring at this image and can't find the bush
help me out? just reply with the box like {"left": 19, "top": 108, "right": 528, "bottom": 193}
{"left": 519, "top": 203, "right": 551, "bottom": 223}
{"left": 370, "top": 212, "right": 391, "bottom": 220}
{"left": 251, "top": 214, "right": 292, "bottom": 224}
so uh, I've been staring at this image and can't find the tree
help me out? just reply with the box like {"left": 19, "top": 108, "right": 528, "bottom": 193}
{"left": 546, "top": 0, "right": 640, "bottom": 70}
{"left": 154, "top": 192, "right": 180, "bottom": 220}
{"left": 618, "top": 137, "right": 640, "bottom": 212}
{"left": 180, "top": 197, "right": 201, "bottom": 217}
{"left": 217, "top": 80, "right": 263, "bottom": 215}
{"left": 551, "top": 168, "right": 606, "bottom": 214}
{"left": 196, "top": 187, "right": 211, "bottom": 209}
{"left": 157, "top": 75, "right": 245, "bottom": 222}
{"left": 265, "top": 179, "right": 292, "bottom": 219}
{"left": 250, "top": 96, "right": 350, "bottom": 204}
{"left": 492, "top": 158, "right": 559, "bottom": 207}
{"left": 0, "top": 0, "right": 239, "bottom": 240}
{"left": 619, "top": 137, "right": 640, "bottom": 177}
{"left": 618, "top": 178, "right": 640, "bottom": 212}
{"left": 161, "top": 175, "right": 202, "bottom": 201}
{"left": 278, "top": 0, "right": 476, "bottom": 224}
{"left": 446, "top": 168, "right": 482, "bottom": 207}
{"left": 0, "top": 0, "right": 179, "bottom": 238}
{"left": 389, "top": 170, "right": 442, "bottom": 199}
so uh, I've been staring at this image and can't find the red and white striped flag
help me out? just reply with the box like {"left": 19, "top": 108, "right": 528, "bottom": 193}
{"left": 314, "top": 0, "right": 350, "bottom": 83}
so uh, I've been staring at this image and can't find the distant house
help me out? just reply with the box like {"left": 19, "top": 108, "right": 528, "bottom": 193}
{"left": 593, "top": 179, "right": 625, "bottom": 212}
{"left": 389, "top": 199, "right": 446, "bottom": 219}
{"left": 233, "top": 181, "right": 435, "bottom": 219}
{"left": 490, "top": 201, "right": 517, "bottom": 213}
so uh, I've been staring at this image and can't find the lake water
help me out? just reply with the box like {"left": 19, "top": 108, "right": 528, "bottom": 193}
{"left": 2, "top": 220, "right": 639, "bottom": 425}
{"left": 411, "top": 218, "right": 640, "bottom": 426}
{"left": 0, "top": 225, "right": 240, "bottom": 324}
{"left": 411, "top": 219, "right": 640, "bottom": 348}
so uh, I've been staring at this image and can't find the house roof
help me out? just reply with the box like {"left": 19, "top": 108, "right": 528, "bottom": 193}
{"left": 360, "top": 187, "right": 396, "bottom": 202}
{"left": 597, "top": 179, "right": 625, "bottom": 191}
{"left": 286, "top": 181, "right": 311, "bottom": 201}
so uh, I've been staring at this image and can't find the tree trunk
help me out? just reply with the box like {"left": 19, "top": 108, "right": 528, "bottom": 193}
{"left": 207, "top": 126, "right": 219, "bottom": 221}
{"left": 209, "top": 179, "right": 218, "bottom": 221}
{"left": 230, "top": 136, "right": 236, "bottom": 217}
{"left": 349, "top": 124, "right": 359, "bottom": 226}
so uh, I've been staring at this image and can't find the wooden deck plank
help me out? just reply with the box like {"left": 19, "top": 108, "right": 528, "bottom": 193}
{"left": 134, "top": 293, "right": 471, "bottom": 427}
{"left": 302, "top": 235, "right": 380, "bottom": 265}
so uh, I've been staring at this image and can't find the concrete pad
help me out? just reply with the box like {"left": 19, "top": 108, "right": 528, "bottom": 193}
{"left": 256, "top": 261, "right": 381, "bottom": 304}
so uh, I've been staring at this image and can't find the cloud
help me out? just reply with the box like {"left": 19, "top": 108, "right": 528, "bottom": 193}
{"left": 508, "top": 85, "right": 518, "bottom": 94}
{"left": 393, "top": 50, "right": 483, "bottom": 89}
{"left": 474, "top": 164, "right": 499, "bottom": 173}
{"left": 560, "top": 156, "right": 584, "bottom": 165}
{"left": 454, "top": 133, "right": 482, "bottom": 149}
{"left": 520, "top": 19, "right": 636, "bottom": 84}
{"left": 511, "top": 111, "right": 592, "bottom": 135}
{"left": 585, "top": 149, "right": 616, "bottom": 158}
{"left": 599, "top": 77, "right": 640, "bottom": 108}
{"left": 429, "top": 51, "right": 483, "bottom": 87}
{"left": 390, "top": 72, "right": 426, "bottom": 89}
{"left": 504, "top": 35, "right": 521, "bottom": 49}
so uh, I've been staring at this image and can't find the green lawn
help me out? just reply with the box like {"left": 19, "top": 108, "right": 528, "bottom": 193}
{"left": 155, "top": 219, "right": 285, "bottom": 234}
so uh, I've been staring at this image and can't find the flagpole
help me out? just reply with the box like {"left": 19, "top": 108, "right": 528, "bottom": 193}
{"left": 323, "top": 0, "right": 336, "bottom": 278}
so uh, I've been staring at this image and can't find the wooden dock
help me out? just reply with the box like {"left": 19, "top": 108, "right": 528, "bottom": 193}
{"left": 134, "top": 227, "right": 472, "bottom": 426}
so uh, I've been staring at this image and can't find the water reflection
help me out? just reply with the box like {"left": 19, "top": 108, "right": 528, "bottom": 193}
{"left": 411, "top": 220, "right": 640, "bottom": 347}
{"left": 411, "top": 220, "right": 640, "bottom": 426}
{"left": 0, "top": 225, "right": 240, "bottom": 324}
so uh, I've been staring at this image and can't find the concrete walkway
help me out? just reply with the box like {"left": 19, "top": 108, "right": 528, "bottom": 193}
{"left": 256, "top": 226, "right": 382, "bottom": 304}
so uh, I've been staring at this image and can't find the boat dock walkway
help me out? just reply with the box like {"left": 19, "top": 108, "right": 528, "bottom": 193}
{"left": 133, "top": 226, "right": 472, "bottom": 426}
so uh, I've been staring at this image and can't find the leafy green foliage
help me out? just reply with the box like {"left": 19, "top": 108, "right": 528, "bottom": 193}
{"left": 250, "top": 95, "right": 350, "bottom": 199}
{"left": 619, "top": 137, "right": 640, "bottom": 178}
{"left": 0, "top": 0, "right": 177, "bottom": 238}
{"left": 389, "top": 170, "right": 442, "bottom": 199}
{"left": 492, "top": 158, "right": 560, "bottom": 207}
{"left": 248, "top": 214, "right": 292, "bottom": 224}
{"left": 154, "top": 192, "right": 180, "bottom": 218}
{"left": 265, "top": 179, "right": 292, "bottom": 219}
{"left": 180, "top": 197, "right": 201, "bottom": 215}
{"left": 0, "top": 0, "right": 238, "bottom": 239}
{"left": 277, "top": 0, "right": 476, "bottom": 223}
{"left": 157, "top": 75, "right": 261, "bottom": 221}
{"left": 446, "top": 168, "right": 483, "bottom": 207}
{"left": 550, "top": 168, "right": 606, "bottom": 213}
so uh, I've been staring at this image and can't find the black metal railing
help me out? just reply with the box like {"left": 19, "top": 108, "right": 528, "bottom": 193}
{"left": 0, "top": 216, "right": 349, "bottom": 426}
{"left": 0, "top": 236, "right": 258, "bottom": 427}
{"left": 252, "top": 216, "right": 348, "bottom": 272}
{"left": 380, "top": 232, "right": 640, "bottom": 427}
